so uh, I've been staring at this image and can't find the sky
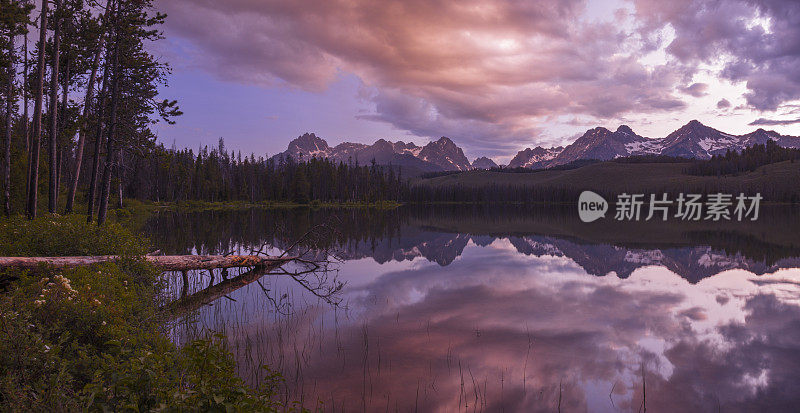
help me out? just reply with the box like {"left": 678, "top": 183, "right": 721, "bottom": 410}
{"left": 151, "top": 0, "right": 800, "bottom": 163}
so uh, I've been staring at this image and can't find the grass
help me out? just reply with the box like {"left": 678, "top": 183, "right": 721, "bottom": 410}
{"left": 0, "top": 216, "right": 296, "bottom": 412}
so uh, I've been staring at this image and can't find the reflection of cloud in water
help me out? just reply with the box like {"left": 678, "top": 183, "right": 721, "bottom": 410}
{"left": 183, "top": 241, "right": 800, "bottom": 411}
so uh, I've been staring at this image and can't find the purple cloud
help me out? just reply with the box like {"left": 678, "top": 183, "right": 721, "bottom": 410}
{"left": 634, "top": 0, "right": 800, "bottom": 111}
{"left": 749, "top": 117, "right": 800, "bottom": 126}
{"left": 156, "top": 0, "right": 692, "bottom": 149}
{"left": 680, "top": 82, "right": 709, "bottom": 97}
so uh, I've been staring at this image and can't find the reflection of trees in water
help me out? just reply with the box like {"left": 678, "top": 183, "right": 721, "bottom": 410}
{"left": 143, "top": 205, "right": 800, "bottom": 282}
{"left": 153, "top": 206, "right": 800, "bottom": 411}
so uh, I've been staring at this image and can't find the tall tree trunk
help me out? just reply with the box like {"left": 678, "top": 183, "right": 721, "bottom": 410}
{"left": 97, "top": 6, "right": 120, "bottom": 226}
{"left": 56, "top": 58, "right": 68, "bottom": 196}
{"left": 66, "top": 1, "right": 109, "bottom": 214}
{"left": 23, "top": 16, "right": 29, "bottom": 156}
{"left": 117, "top": 165, "right": 123, "bottom": 208}
{"left": 4, "top": 32, "right": 14, "bottom": 216}
{"left": 86, "top": 49, "right": 113, "bottom": 222}
{"left": 47, "top": 0, "right": 62, "bottom": 213}
{"left": 26, "top": 0, "right": 48, "bottom": 219}
{"left": 86, "top": 75, "right": 108, "bottom": 222}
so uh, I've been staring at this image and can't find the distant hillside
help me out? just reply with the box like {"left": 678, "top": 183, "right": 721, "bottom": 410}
{"left": 412, "top": 159, "right": 800, "bottom": 203}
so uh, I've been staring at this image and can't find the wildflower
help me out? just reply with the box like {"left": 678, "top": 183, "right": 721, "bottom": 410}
{"left": 101, "top": 321, "right": 107, "bottom": 326}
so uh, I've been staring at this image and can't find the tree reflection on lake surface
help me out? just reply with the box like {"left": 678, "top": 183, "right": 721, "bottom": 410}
{"left": 149, "top": 205, "right": 800, "bottom": 412}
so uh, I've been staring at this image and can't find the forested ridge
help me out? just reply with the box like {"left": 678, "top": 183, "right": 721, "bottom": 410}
{"left": 123, "top": 139, "right": 407, "bottom": 203}
{"left": 686, "top": 139, "right": 800, "bottom": 176}
{"left": 1, "top": 0, "right": 798, "bottom": 221}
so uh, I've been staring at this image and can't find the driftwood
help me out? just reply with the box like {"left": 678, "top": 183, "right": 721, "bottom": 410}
{"left": 0, "top": 255, "right": 296, "bottom": 271}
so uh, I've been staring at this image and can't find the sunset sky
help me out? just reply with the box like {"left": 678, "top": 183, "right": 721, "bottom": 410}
{"left": 152, "top": 0, "right": 800, "bottom": 162}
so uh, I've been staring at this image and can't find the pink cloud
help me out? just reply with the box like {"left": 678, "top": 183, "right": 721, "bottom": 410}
{"left": 157, "top": 0, "right": 694, "bottom": 148}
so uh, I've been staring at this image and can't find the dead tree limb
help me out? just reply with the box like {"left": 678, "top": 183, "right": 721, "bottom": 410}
{"left": 0, "top": 255, "right": 296, "bottom": 271}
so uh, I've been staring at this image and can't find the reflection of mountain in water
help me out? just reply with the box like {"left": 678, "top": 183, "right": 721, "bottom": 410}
{"left": 330, "top": 232, "right": 800, "bottom": 283}
{"left": 508, "top": 236, "right": 800, "bottom": 282}
{"left": 144, "top": 205, "right": 800, "bottom": 283}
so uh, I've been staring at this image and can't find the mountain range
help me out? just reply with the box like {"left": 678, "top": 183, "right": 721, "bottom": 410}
{"left": 273, "top": 120, "right": 800, "bottom": 173}
{"left": 272, "top": 133, "right": 471, "bottom": 175}
{"left": 509, "top": 120, "right": 800, "bottom": 169}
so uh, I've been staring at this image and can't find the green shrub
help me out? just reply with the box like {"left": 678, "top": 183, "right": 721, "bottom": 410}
{"left": 0, "top": 216, "right": 292, "bottom": 412}
{"left": 0, "top": 215, "right": 147, "bottom": 256}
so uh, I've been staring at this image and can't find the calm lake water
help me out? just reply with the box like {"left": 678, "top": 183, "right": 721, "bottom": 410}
{"left": 146, "top": 205, "right": 800, "bottom": 412}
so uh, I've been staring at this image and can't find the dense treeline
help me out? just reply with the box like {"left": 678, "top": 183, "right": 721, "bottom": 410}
{"left": 1, "top": 0, "right": 179, "bottom": 223}
{"left": 409, "top": 181, "right": 799, "bottom": 205}
{"left": 419, "top": 159, "right": 604, "bottom": 179}
{"left": 687, "top": 139, "right": 800, "bottom": 176}
{"left": 120, "top": 139, "right": 406, "bottom": 204}
{"left": 408, "top": 183, "right": 582, "bottom": 204}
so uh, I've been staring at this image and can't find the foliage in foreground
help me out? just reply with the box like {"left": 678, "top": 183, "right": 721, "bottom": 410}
{"left": 0, "top": 216, "right": 289, "bottom": 412}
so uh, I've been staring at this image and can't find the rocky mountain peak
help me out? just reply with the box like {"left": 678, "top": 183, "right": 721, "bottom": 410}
{"left": 471, "top": 156, "right": 499, "bottom": 170}
{"left": 419, "top": 137, "right": 471, "bottom": 171}
{"left": 289, "top": 132, "right": 327, "bottom": 149}
{"left": 616, "top": 125, "right": 634, "bottom": 135}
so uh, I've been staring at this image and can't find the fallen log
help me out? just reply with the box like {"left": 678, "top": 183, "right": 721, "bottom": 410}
{"left": 163, "top": 265, "right": 271, "bottom": 318}
{"left": 0, "top": 255, "right": 295, "bottom": 271}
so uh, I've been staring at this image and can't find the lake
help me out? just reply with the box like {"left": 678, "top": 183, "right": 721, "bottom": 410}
{"left": 146, "top": 205, "right": 800, "bottom": 412}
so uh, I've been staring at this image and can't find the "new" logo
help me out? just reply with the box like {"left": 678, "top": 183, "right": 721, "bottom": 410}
{"left": 578, "top": 191, "right": 608, "bottom": 223}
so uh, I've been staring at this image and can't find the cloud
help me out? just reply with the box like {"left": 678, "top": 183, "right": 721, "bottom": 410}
{"left": 156, "top": 0, "right": 692, "bottom": 150}
{"left": 749, "top": 117, "right": 800, "bottom": 126}
{"left": 633, "top": 0, "right": 800, "bottom": 111}
{"left": 680, "top": 82, "right": 709, "bottom": 97}
{"left": 717, "top": 98, "right": 732, "bottom": 109}
{"left": 156, "top": 0, "right": 800, "bottom": 153}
